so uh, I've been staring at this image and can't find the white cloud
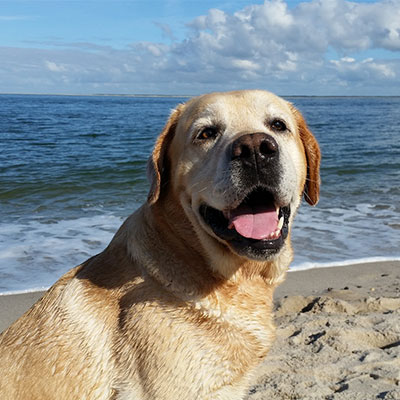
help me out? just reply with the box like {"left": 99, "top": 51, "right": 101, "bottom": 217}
{"left": 138, "top": 0, "right": 400, "bottom": 93}
{"left": 231, "top": 59, "right": 260, "bottom": 71}
{"left": 45, "top": 61, "right": 67, "bottom": 72}
{"left": 369, "top": 62, "right": 396, "bottom": 78}
{"left": 1, "top": 0, "right": 400, "bottom": 95}
{"left": 330, "top": 56, "right": 397, "bottom": 83}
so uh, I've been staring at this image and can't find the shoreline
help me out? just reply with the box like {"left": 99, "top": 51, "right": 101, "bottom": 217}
{"left": 2, "top": 257, "right": 399, "bottom": 298}
{"left": 1, "top": 260, "right": 399, "bottom": 333}
{"left": 276, "top": 259, "right": 400, "bottom": 298}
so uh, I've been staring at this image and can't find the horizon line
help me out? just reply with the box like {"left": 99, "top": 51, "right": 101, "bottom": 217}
{"left": 1, "top": 92, "right": 400, "bottom": 98}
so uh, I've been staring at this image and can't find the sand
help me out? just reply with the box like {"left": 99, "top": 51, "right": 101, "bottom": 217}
{"left": 1, "top": 261, "right": 399, "bottom": 399}
{"left": 249, "top": 261, "right": 400, "bottom": 400}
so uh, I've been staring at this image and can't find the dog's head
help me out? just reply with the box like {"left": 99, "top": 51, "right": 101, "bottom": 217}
{"left": 147, "top": 90, "right": 320, "bottom": 274}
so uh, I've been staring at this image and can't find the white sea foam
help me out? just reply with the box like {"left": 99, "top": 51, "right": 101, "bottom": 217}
{"left": 1, "top": 202, "right": 399, "bottom": 293}
{"left": 291, "top": 201, "right": 400, "bottom": 265}
{"left": 0, "top": 213, "right": 124, "bottom": 293}
{"left": 291, "top": 256, "right": 400, "bottom": 272}
{"left": 0, "top": 202, "right": 399, "bottom": 293}
{"left": 0, "top": 287, "right": 50, "bottom": 296}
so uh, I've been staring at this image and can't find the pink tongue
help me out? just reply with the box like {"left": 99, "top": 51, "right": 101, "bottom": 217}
{"left": 229, "top": 204, "right": 278, "bottom": 240}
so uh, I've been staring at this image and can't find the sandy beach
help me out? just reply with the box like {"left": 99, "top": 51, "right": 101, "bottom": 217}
{"left": 1, "top": 261, "right": 399, "bottom": 399}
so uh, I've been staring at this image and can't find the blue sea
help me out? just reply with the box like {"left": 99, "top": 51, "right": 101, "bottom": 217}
{"left": 0, "top": 94, "right": 399, "bottom": 294}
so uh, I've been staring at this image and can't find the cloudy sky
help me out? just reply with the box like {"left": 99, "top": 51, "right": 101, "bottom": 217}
{"left": 1, "top": 0, "right": 400, "bottom": 95}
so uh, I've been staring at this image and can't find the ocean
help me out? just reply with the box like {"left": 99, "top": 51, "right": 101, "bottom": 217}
{"left": 1, "top": 94, "right": 399, "bottom": 294}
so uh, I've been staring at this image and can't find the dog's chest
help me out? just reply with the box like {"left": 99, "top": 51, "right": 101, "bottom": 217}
{"left": 192, "top": 288, "right": 275, "bottom": 351}
{"left": 115, "top": 283, "right": 275, "bottom": 398}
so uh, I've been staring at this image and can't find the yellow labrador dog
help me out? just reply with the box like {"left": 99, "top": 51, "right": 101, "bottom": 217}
{"left": 0, "top": 90, "right": 320, "bottom": 399}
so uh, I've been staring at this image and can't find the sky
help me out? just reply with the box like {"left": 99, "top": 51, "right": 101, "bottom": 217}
{"left": 1, "top": 0, "right": 400, "bottom": 96}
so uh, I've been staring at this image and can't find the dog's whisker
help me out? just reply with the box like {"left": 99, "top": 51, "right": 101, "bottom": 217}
{"left": 303, "top": 190, "right": 313, "bottom": 203}
{"left": 305, "top": 177, "right": 319, "bottom": 184}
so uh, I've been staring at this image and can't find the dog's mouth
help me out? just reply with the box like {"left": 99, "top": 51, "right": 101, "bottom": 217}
{"left": 199, "top": 187, "right": 291, "bottom": 259}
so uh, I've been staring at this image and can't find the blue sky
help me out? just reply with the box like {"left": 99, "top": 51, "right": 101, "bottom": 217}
{"left": 1, "top": 0, "right": 399, "bottom": 95}
{"left": 2, "top": 1, "right": 307, "bottom": 46}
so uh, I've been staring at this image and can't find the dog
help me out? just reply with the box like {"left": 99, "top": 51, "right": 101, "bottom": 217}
{"left": 0, "top": 90, "right": 320, "bottom": 399}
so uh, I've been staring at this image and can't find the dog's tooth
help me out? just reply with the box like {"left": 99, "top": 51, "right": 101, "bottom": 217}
{"left": 270, "top": 228, "right": 281, "bottom": 239}
{"left": 277, "top": 216, "right": 284, "bottom": 230}
{"left": 269, "top": 230, "right": 279, "bottom": 239}
{"left": 228, "top": 222, "right": 234, "bottom": 230}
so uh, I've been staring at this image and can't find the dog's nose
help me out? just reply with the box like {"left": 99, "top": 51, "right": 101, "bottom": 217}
{"left": 231, "top": 133, "right": 278, "bottom": 163}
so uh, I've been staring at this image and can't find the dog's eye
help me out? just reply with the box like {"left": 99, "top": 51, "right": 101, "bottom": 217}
{"left": 197, "top": 127, "right": 219, "bottom": 141}
{"left": 270, "top": 119, "right": 287, "bottom": 132}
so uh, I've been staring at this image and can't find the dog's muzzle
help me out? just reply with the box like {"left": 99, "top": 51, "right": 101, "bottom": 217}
{"left": 199, "top": 133, "right": 291, "bottom": 260}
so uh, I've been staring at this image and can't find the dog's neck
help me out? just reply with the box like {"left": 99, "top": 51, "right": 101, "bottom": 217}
{"left": 125, "top": 201, "right": 217, "bottom": 299}
{"left": 124, "top": 197, "right": 289, "bottom": 302}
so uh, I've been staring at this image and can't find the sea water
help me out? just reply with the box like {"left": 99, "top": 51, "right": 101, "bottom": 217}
{"left": 1, "top": 94, "right": 399, "bottom": 293}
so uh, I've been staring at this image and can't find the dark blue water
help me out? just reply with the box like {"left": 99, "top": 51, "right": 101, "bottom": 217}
{"left": 1, "top": 95, "right": 399, "bottom": 293}
{"left": 1, "top": 95, "right": 183, "bottom": 221}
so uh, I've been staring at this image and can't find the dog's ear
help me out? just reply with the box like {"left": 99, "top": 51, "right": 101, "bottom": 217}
{"left": 147, "top": 105, "right": 184, "bottom": 205}
{"left": 292, "top": 106, "right": 321, "bottom": 206}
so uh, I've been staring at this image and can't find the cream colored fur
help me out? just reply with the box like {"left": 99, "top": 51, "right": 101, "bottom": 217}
{"left": 0, "top": 90, "right": 320, "bottom": 400}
